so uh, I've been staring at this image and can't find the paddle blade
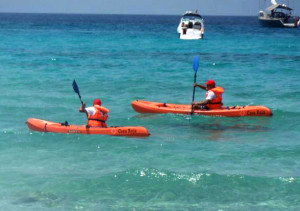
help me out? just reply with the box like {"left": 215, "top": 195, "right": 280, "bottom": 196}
{"left": 193, "top": 56, "right": 200, "bottom": 73}
{"left": 72, "top": 80, "right": 80, "bottom": 95}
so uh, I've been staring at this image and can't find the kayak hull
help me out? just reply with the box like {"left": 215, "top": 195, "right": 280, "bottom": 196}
{"left": 27, "top": 118, "right": 150, "bottom": 137}
{"left": 131, "top": 100, "right": 272, "bottom": 117}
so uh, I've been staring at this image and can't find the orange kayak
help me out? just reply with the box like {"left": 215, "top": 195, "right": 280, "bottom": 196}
{"left": 27, "top": 118, "right": 150, "bottom": 137}
{"left": 132, "top": 100, "right": 272, "bottom": 117}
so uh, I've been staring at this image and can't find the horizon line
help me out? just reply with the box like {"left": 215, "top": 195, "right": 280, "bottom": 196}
{"left": 0, "top": 11, "right": 259, "bottom": 17}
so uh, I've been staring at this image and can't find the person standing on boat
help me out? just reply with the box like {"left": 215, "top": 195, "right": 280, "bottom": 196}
{"left": 79, "top": 99, "right": 109, "bottom": 127}
{"left": 192, "top": 79, "right": 224, "bottom": 110}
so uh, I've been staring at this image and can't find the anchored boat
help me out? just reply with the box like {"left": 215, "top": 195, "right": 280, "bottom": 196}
{"left": 177, "top": 11, "right": 205, "bottom": 40}
{"left": 258, "top": 0, "right": 300, "bottom": 28}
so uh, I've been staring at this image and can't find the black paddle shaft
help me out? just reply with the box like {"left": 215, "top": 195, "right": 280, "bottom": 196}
{"left": 192, "top": 72, "right": 197, "bottom": 102}
{"left": 72, "top": 80, "right": 84, "bottom": 106}
{"left": 78, "top": 94, "right": 84, "bottom": 106}
{"left": 191, "top": 72, "right": 197, "bottom": 114}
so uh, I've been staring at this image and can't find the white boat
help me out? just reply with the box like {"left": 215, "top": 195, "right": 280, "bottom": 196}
{"left": 177, "top": 11, "right": 204, "bottom": 40}
{"left": 258, "top": 0, "right": 300, "bottom": 28}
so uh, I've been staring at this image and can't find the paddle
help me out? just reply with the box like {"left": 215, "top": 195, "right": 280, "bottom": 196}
{"left": 191, "top": 56, "right": 200, "bottom": 115}
{"left": 72, "top": 79, "right": 84, "bottom": 106}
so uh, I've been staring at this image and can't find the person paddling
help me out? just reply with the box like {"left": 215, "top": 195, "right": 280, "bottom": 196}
{"left": 192, "top": 79, "right": 224, "bottom": 110}
{"left": 79, "top": 99, "right": 109, "bottom": 128}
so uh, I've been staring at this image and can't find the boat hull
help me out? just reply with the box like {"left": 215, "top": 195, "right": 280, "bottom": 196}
{"left": 131, "top": 100, "right": 272, "bottom": 117}
{"left": 259, "top": 18, "right": 285, "bottom": 27}
{"left": 258, "top": 16, "right": 299, "bottom": 28}
{"left": 179, "top": 31, "right": 203, "bottom": 40}
{"left": 27, "top": 118, "right": 150, "bottom": 137}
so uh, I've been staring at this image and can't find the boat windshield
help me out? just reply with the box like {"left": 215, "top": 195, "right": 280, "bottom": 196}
{"left": 182, "top": 14, "right": 203, "bottom": 22}
{"left": 271, "top": 8, "right": 291, "bottom": 18}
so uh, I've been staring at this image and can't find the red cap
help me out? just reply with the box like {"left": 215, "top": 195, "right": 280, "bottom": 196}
{"left": 205, "top": 79, "right": 215, "bottom": 86}
{"left": 93, "top": 99, "right": 101, "bottom": 106}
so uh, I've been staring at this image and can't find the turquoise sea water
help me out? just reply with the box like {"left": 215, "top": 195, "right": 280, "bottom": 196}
{"left": 0, "top": 13, "right": 300, "bottom": 210}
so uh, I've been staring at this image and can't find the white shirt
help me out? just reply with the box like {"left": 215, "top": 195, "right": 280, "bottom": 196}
{"left": 85, "top": 107, "right": 96, "bottom": 116}
{"left": 85, "top": 106, "right": 108, "bottom": 118}
{"left": 206, "top": 90, "right": 216, "bottom": 100}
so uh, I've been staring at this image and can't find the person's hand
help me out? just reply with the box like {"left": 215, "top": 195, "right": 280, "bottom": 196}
{"left": 79, "top": 103, "right": 86, "bottom": 112}
{"left": 193, "top": 83, "right": 197, "bottom": 87}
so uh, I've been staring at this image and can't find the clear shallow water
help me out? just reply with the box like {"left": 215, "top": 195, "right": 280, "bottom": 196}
{"left": 0, "top": 13, "right": 299, "bottom": 210}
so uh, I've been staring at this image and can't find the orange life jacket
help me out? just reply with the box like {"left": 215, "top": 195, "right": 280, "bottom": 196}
{"left": 87, "top": 105, "right": 109, "bottom": 127}
{"left": 206, "top": 86, "right": 224, "bottom": 109}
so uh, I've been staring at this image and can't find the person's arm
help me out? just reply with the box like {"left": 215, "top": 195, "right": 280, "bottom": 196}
{"left": 99, "top": 106, "right": 109, "bottom": 114}
{"left": 191, "top": 91, "right": 215, "bottom": 106}
{"left": 79, "top": 103, "right": 88, "bottom": 117}
{"left": 79, "top": 103, "right": 86, "bottom": 113}
{"left": 193, "top": 83, "right": 207, "bottom": 91}
{"left": 192, "top": 99, "right": 210, "bottom": 106}
{"left": 99, "top": 106, "right": 109, "bottom": 121}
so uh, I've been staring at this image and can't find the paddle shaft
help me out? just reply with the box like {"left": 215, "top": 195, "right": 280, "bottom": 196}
{"left": 191, "top": 72, "right": 197, "bottom": 114}
{"left": 77, "top": 93, "right": 84, "bottom": 106}
{"left": 72, "top": 80, "right": 84, "bottom": 106}
{"left": 72, "top": 80, "right": 89, "bottom": 118}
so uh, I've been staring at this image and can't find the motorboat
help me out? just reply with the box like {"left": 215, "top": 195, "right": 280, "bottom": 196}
{"left": 258, "top": 0, "right": 300, "bottom": 28}
{"left": 177, "top": 11, "right": 204, "bottom": 40}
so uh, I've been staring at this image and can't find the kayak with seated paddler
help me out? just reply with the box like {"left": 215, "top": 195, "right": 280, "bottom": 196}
{"left": 131, "top": 100, "right": 272, "bottom": 117}
{"left": 27, "top": 118, "right": 150, "bottom": 137}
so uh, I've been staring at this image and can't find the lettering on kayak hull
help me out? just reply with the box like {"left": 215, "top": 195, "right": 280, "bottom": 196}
{"left": 68, "top": 130, "right": 82, "bottom": 133}
{"left": 246, "top": 110, "right": 266, "bottom": 116}
{"left": 117, "top": 128, "right": 137, "bottom": 135}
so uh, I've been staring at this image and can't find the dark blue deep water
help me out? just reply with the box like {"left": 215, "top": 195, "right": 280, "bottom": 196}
{"left": 0, "top": 13, "right": 299, "bottom": 210}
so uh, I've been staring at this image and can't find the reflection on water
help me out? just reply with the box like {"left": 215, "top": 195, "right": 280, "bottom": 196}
{"left": 131, "top": 113, "right": 271, "bottom": 141}
{"left": 190, "top": 122, "right": 269, "bottom": 132}
{"left": 14, "top": 191, "right": 59, "bottom": 207}
{"left": 190, "top": 122, "right": 269, "bottom": 141}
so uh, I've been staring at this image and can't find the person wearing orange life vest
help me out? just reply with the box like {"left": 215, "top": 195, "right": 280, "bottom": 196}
{"left": 79, "top": 99, "right": 109, "bottom": 127}
{"left": 192, "top": 79, "right": 224, "bottom": 110}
